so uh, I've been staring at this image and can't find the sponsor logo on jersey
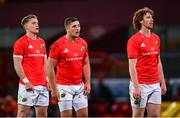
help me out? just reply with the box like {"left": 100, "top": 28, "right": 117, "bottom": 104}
{"left": 65, "top": 57, "right": 83, "bottom": 61}
{"left": 142, "top": 51, "right": 158, "bottom": 56}
{"left": 28, "top": 54, "right": 45, "bottom": 57}
{"left": 64, "top": 48, "right": 70, "bottom": 53}
{"left": 141, "top": 43, "right": 146, "bottom": 47}
{"left": 28, "top": 44, "right": 33, "bottom": 49}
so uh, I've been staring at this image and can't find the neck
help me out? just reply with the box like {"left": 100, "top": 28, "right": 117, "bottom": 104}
{"left": 26, "top": 32, "right": 37, "bottom": 40}
{"left": 66, "top": 34, "right": 76, "bottom": 42}
{"left": 140, "top": 26, "right": 151, "bottom": 38}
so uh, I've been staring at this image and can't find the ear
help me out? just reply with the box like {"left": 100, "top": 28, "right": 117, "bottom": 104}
{"left": 23, "top": 24, "right": 28, "bottom": 30}
{"left": 140, "top": 20, "right": 143, "bottom": 24}
{"left": 65, "top": 25, "right": 69, "bottom": 31}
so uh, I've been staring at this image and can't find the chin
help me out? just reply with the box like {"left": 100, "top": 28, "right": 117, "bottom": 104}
{"left": 72, "top": 35, "right": 79, "bottom": 38}
{"left": 148, "top": 26, "right": 153, "bottom": 30}
{"left": 34, "top": 31, "right": 39, "bottom": 34}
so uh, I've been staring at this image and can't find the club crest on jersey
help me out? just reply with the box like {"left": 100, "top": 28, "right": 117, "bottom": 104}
{"left": 41, "top": 44, "right": 45, "bottom": 49}
{"left": 81, "top": 46, "right": 85, "bottom": 52}
{"left": 155, "top": 41, "right": 159, "bottom": 46}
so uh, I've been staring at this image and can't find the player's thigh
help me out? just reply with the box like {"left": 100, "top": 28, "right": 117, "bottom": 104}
{"left": 35, "top": 106, "right": 48, "bottom": 117}
{"left": 147, "top": 83, "right": 161, "bottom": 104}
{"left": 17, "top": 104, "right": 31, "bottom": 117}
{"left": 76, "top": 107, "right": 88, "bottom": 117}
{"left": 58, "top": 100, "right": 73, "bottom": 113}
{"left": 146, "top": 103, "right": 161, "bottom": 117}
{"left": 60, "top": 109, "right": 73, "bottom": 117}
{"left": 35, "top": 89, "right": 49, "bottom": 106}
{"left": 129, "top": 82, "right": 148, "bottom": 108}
{"left": 18, "top": 84, "right": 34, "bottom": 106}
{"left": 73, "top": 89, "right": 88, "bottom": 112}
{"left": 57, "top": 84, "right": 74, "bottom": 112}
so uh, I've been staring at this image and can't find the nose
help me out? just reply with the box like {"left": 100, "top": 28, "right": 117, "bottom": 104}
{"left": 150, "top": 17, "right": 153, "bottom": 22}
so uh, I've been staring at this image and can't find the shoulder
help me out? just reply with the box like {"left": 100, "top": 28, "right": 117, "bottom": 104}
{"left": 50, "top": 36, "right": 65, "bottom": 50}
{"left": 14, "top": 35, "right": 27, "bottom": 46}
{"left": 128, "top": 32, "right": 141, "bottom": 43}
{"left": 56, "top": 36, "right": 67, "bottom": 45}
{"left": 38, "top": 36, "right": 46, "bottom": 43}
{"left": 151, "top": 32, "right": 160, "bottom": 40}
{"left": 79, "top": 37, "right": 88, "bottom": 46}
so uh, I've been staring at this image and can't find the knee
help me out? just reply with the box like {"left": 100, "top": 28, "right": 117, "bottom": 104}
{"left": 133, "top": 112, "right": 144, "bottom": 117}
{"left": 148, "top": 113, "right": 160, "bottom": 117}
{"left": 78, "top": 112, "right": 88, "bottom": 117}
{"left": 76, "top": 108, "right": 88, "bottom": 117}
{"left": 36, "top": 110, "right": 47, "bottom": 117}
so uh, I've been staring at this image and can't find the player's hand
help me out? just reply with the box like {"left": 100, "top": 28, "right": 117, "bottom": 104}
{"left": 84, "top": 82, "right": 91, "bottom": 96}
{"left": 161, "top": 83, "right": 167, "bottom": 95}
{"left": 47, "top": 82, "right": 52, "bottom": 91}
{"left": 51, "top": 90, "right": 60, "bottom": 102}
{"left": 133, "top": 87, "right": 141, "bottom": 100}
{"left": 25, "top": 82, "right": 34, "bottom": 91}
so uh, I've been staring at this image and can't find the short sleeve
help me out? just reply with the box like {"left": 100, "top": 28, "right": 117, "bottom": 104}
{"left": 84, "top": 42, "right": 89, "bottom": 59}
{"left": 157, "top": 36, "right": 161, "bottom": 55}
{"left": 49, "top": 42, "right": 61, "bottom": 60}
{"left": 127, "top": 38, "right": 139, "bottom": 58}
{"left": 13, "top": 40, "right": 25, "bottom": 56}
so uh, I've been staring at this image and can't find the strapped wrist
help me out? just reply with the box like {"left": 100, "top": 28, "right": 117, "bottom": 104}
{"left": 22, "top": 77, "right": 29, "bottom": 84}
{"left": 46, "top": 77, "right": 49, "bottom": 82}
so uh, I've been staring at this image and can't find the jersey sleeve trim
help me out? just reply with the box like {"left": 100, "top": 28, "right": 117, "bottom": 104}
{"left": 13, "top": 55, "right": 23, "bottom": 58}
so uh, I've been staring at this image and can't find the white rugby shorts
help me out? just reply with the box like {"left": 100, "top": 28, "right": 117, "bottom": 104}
{"left": 129, "top": 82, "right": 161, "bottom": 108}
{"left": 56, "top": 83, "right": 88, "bottom": 112}
{"left": 18, "top": 84, "right": 49, "bottom": 106}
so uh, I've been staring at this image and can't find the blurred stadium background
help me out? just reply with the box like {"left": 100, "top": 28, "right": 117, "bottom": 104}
{"left": 0, "top": 0, "right": 180, "bottom": 117}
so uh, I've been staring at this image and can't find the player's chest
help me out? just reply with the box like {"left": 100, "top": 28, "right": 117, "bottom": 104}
{"left": 139, "top": 39, "right": 159, "bottom": 53}
{"left": 26, "top": 41, "right": 46, "bottom": 54}
{"left": 61, "top": 43, "right": 85, "bottom": 58}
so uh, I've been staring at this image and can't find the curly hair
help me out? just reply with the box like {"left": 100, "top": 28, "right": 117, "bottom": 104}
{"left": 132, "top": 7, "right": 154, "bottom": 31}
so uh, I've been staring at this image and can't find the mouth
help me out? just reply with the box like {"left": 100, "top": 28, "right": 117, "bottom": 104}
{"left": 75, "top": 31, "right": 79, "bottom": 35}
{"left": 150, "top": 22, "right": 153, "bottom": 25}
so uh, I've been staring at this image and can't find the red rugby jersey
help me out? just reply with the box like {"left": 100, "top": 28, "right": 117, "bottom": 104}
{"left": 13, "top": 35, "right": 47, "bottom": 86}
{"left": 127, "top": 32, "right": 160, "bottom": 84}
{"left": 49, "top": 35, "right": 88, "bottom": 85}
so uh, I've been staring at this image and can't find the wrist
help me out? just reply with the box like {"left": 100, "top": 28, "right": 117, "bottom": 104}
{"left": 46, "top": 77, "right": 49, "bottom": 82}
{"left": 133, "top": 84, "right": 139, "bottom": 88}
{"left": 85, "top": 81, "right": 90, "bottom": 85}
{"left": 22, "top": 77, "right": 29, "bottom": 84}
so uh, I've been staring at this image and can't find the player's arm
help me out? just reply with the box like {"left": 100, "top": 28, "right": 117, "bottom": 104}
{"left": 83, "top": 56, "right": 91, "bottom": 95}
{"left": 13, "top": 55, "right": 33, "bottom": 90}
{"left": 44, "top": 55, "right": 51, "bottom": 89}
{"left": 128, "top": 58, "right": 141, "bottom": 99}
{"left": 13, "top": 56, "right": 26, "bottom": 79}
{"left": 158, "top": 55, "right": 167, "bottom": 95}
{"left": 47, "top": 57, "right": 59, "bottom": 99}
